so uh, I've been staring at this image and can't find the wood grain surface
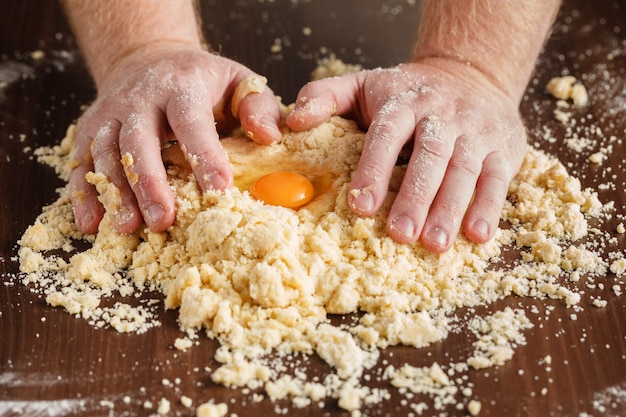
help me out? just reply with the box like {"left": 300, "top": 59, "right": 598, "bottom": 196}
{"left": 1, "top": 1, "right": 626, "bottom": 416}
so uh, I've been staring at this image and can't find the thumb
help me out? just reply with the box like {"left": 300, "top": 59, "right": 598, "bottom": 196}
{"left": 285, "top": 73, "right": 360, "bottom": 131}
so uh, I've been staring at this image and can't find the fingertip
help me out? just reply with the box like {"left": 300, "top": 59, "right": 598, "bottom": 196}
{"left": 199, "top": 169, "right": 233, "bottom": 193}
{"left": 386, "top": 214, "right": 419, "bottom": 245}
{"left": 143, "top": 202, "right": 177, "bottom": 232}
{"left": 74, "top": 205, "right": 102, "bottom": 235}
{"left": 167, "top": 105, "right": 234, "bottom": 195}
{"left": 241, "top": 114, "right": 282, "bottom": 145}
{"left": 463, "top": 153, "right": 511, "bottom": 244}
{"left": 237, "top": 87, "right": 282, "bottom": 144}
{"left": 285, "top": 95, "right": 336, "bottom": 131}
{"left": 72, "top": 194, "right": 105, "bottom": 234}
{"left": 125, "top": 168, "right": 177, "bottom": 232}
{"left": 463, "top": 217, "right": 494, "bottom": 244}
{"left": 348, "top": 186, "right": 376, "bottom": 216}
{"left": 283, "top": 112, "right": 302, "bottom": 131}
{"left": 419, "top": 225, "right": 452, "bottom": 254}
{"left": 189, "top": 154, "right": 234, "bottom": 195}
{"left": 113, "top": 208, "right": 144, "bottom": 234}
{"left": 70, "top": 171, "right": 104, "bottom": 234}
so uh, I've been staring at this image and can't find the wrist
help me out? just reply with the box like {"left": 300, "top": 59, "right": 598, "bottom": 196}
{"left": 94, "top": 39, "right": 205, "bottom": 90}
{"left": 410, "top": 53, "right": 525, "bottom": 104}
{"left": 63, "top": 0, "right": 206, "bottom": 89}
{"left": 411, "top": 0, "right": 561, "bottom": 105}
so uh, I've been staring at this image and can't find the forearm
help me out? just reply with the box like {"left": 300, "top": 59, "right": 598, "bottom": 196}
{"left": 413, "top": 0, "right": 562, "bottom": 102}
{"left": 62, "top": 0, "right": 205, "bottom": 88}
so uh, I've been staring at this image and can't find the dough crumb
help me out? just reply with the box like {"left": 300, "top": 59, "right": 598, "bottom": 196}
{"left": 310, "top": 55, "right": 362, "bottom": 80}
{"left": 546, "top": 75, "right": 589, "bottom": 107}
{"left": 180, "top": 395, "right": 193, "bottom": 408}
{"left": 467, "top": 399, "right": 482, "bottom": 416}
{"left": 196, "top": 402, "right": 228, "bottom": 417}
{"left": 157, "top": 397, "right": 170, "bottom": 416}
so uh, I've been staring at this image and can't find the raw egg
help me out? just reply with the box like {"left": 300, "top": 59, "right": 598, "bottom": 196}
{"left": 249, "top": 171, "right": 315, "bottom": 209}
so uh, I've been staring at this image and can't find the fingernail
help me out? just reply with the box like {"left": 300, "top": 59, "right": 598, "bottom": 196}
{"left": 472, "top": 219, "right": 490, "bottom": 239}
{"left": 204, "top": 171, "right": 230, "bottom": 191}
{"left": 390, "top": 215, "right": 417, "bottom": 239}
{"left": 426, "top": 226, "right": 448, "bottom": 248}
{"left": 114, "top": 206, "right": 136, "bottom": 229}
{"left": 145, "top": 204, "right": 165, "bottom": 226}
{"left": 77, "top": 210, "right": 94, "bottom": 231}
{"left": 260, "top": 117, "right": 282, "bottom": 141}
{"left": 350, "top": 187, "right": 374, "bottom": 213}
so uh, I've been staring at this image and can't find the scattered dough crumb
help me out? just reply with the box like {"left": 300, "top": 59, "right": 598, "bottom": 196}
{"left": 546, "top": 75, "right": 589, "bottom": 107}
{"left": 30, "top": 50, "right": 45, "bottom": 60}
{"left": 467, "top": 399, "right": 482, "bottom": 416}
{"left": 610, "top": 259, "right": 626, "bottom": 275}
{"left": 174, "top": 337, "right": 194, "bottom": 351}
{"left": 589, "top": 151, "right": 605, "bottom": 164}
{"left": 310, "top": 55, "right": 362, "bottom": 81}
{"left": 181, "top": 395, "right": 193, "bottom": 408}
{"left": 196, "top": 402, "right": 228, "bottom": 417}
{"left": 157, "top": 397, "right": 170, "bottom": 416}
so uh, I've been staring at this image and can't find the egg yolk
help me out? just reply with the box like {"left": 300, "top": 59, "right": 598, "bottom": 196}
{"left": 249, "top": 171, "right": 315, "bottom": 209}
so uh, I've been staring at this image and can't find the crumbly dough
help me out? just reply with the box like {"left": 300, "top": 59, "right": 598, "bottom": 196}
{"left": 310, "top": 56, "right": 362, "bottom": 81}
{"left": 20, "top": 110, "right": 610, "bottom": 413}
{"left": 546, "top": 75, "right": 589, "bottom": 107}
{"left": 196, "top": 402, "right": 228, "bottom": 417}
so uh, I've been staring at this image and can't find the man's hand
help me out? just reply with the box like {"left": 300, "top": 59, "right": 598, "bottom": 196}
{"left": 70, "top": 43, "right": 281, "bottom": 234}
{"left": 286, "top": 58, "right": 526, "bottom": 253}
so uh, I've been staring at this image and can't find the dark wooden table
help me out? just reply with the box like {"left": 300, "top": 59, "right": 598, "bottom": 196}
{"left": 2, "top": 1, "right": 626, "bottom": 416}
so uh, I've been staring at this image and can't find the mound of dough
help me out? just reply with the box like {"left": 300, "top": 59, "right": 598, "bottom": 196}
{"left": 19, "top": 115, "right": 607, "bottom": 412}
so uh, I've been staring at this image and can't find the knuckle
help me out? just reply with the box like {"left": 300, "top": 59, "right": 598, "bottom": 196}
{"left": 92, "top": 149, "right": 119, "bottom": 173}
{"left": 369, "top": 120, "right": 397, "bottom": 140}
{"left": 402, "top": 163, "right": 440, "bottom": 204}
{"left": 366, "top": 121, "right": 404, "bottom": 153}
{"left": 91, "top": 141, "right": 118, "bottom": 165}
{"left": 358, "top": 160, "right": 389, "bottom": 185}
{"left": 438, "top": 197, "right": 467, "bottom": 222}
{"left": 398, "top": 181, "right": 434, "bottom": 208}
{"left": 90, "top": 121, "right": 120, "bottom": 157}
{"left": 413, "top": 115, "right": 455, "bottom": 160}
{"left": 482, "top": 155, "right": 514, "bottom": 185}
{"left": 168, "top": 106, "right": 205, "bottom": 137}
{"left": 134, "top": 170, "right": 164, "bottom": 192}
{"left": 169, "top": 118, "right": 194, "bottom": 138}
{"left": 415, "top": 134, "right": 449, "bottom": 162}
{"left": 478, "top": 195, "right": 502, "bottom": 214}
{"left": 447, "top": 156, "right": 481, "bottom": 180}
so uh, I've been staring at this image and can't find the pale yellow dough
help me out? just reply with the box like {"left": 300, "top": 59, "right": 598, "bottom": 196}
{"left": 20, "top": 114, "right": 608, "bottom": 413}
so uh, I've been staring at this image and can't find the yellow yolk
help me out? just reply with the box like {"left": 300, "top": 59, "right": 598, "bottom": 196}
{"left": 249, "top": 171, "right": 315, "bottom": 209}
